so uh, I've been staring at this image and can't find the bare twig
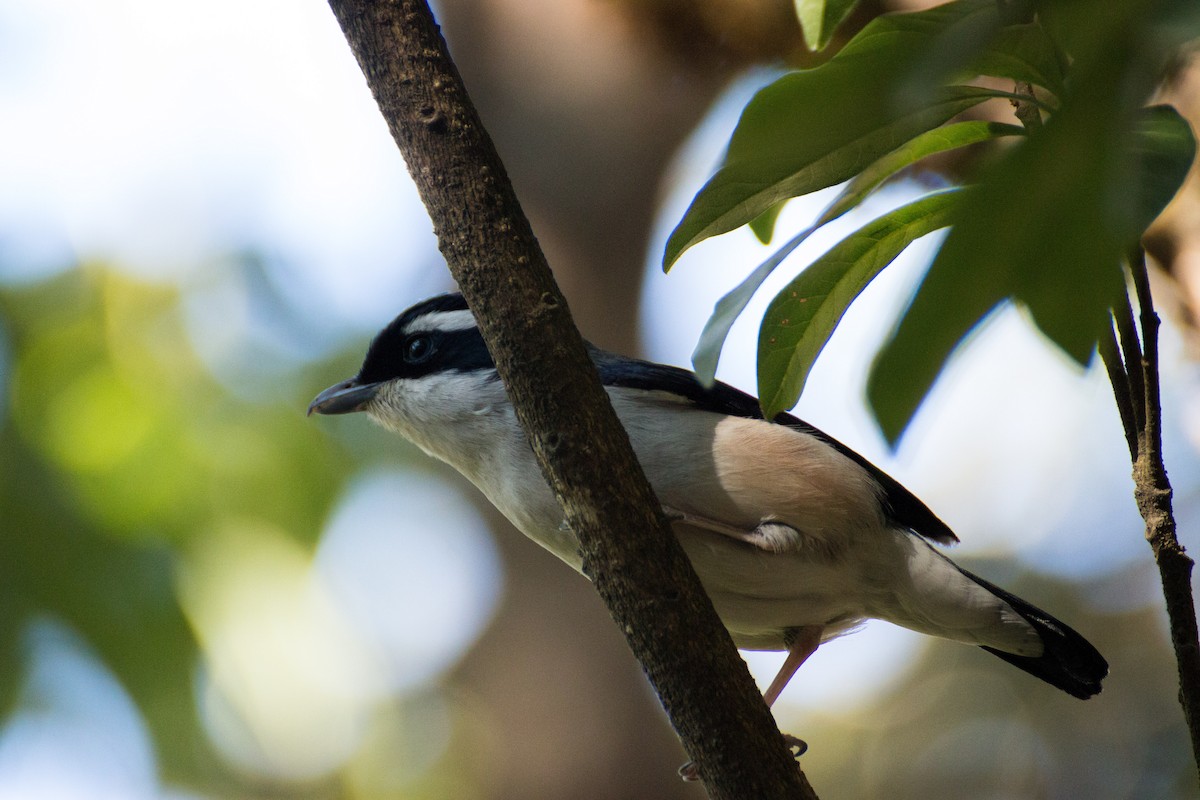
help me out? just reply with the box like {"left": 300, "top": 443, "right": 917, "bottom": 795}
{"left": 1113, "top": 281, "right": 1147, "bottom": 431}
{"left": 1010, "top": 80, "right": 1043, "bottom": 130}
{"left": 1124, "top": 248, "right": 1200, "bottom": 775}
{"left": 1098, "top": 321, "right": 1138, "bottom": 460}
{"left": 323, "top": 0, "right": 816, "bottom": 796}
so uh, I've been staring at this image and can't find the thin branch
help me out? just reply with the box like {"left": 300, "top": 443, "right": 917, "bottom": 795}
{"left": 1010, "top": 80, "right": 1043, "bottom": 130}
{"left": 1098, "top": 321, "right": 1137, "bottom": 460}
{"left": 1113, "top": 276, "right": 1147, "bottom": 431}
{"left": 1125, "top": 247, "right": 1200, "bottom": 775}
{"left": 323, "top": 1, "right": 816, "bottom": 796}
{"left": 1130, "top": 247, "right": 1160, "bottom": 448}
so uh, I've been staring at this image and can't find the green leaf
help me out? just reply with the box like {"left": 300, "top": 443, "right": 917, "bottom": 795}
{"left": 691, "top": 121, "right": 1019, "bottom": 387}
{"left": 1128, "top": 105, "right": 1197, "bottom": 234}
{"left": 757, "top": 190, "right": 961, "bottom": 418}
{"left": 692, "top": 220, "right": 820, "bottom": 385}
{"left": 795, "top": 0, "right": 861, "bottom": 51}
{"left": 905, "top": 14, "right": 1066, "bottom": 100}
{"left": 749, "top": 201, "right": 787, "bottom": 244}
{"left": 665, "top": 85, "right": 999, "bottom": 271}
{"left": 975, "top": 23, "right": 1067, "bottom": 99}
{"left": 663, "top": 0, "right": 1000, "bottom": 271}
{"left": 818, "top": 120, "right": 1024, "bottom": 226}
{"left": 695, "top": 119, "right": 1026, "bottom": 388}
{"left": 865, "top": 89, "right": 1184, "bottom": 444}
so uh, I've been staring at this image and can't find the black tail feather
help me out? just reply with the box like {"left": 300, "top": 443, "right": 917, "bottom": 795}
{"left": 967, "top": 571, "right": 1108, "bottom": 699}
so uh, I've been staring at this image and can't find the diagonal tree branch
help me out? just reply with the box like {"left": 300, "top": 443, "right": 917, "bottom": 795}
{"left": 323, "top": 0, "right": 816, "bottom": 796}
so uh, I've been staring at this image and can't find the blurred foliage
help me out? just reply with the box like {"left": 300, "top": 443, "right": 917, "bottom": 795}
{"left": 0, "top": 258, "right": 589, "bottom": 800}
{"left": 669, "top": 0, "right": 1200, "bottom": 441}
{"left": 0, "top": 265, "right": 479, "bottom": 796}
{"left": 794, "top": 0, "right": 859, "bottom": 51}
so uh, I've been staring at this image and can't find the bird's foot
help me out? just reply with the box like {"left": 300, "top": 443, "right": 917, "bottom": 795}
{"left": 676, "top": 735, "right": 807, "bottom": 782}
{"left": 783, "top": 734, "right": 808, "bottom": 758}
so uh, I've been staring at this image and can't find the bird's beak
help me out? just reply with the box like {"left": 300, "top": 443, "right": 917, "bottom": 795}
{"left": 308, "top": 378, "right": 381, "bottom": 416}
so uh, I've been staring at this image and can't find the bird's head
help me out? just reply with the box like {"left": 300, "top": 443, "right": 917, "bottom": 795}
{"left": 308, "top": 293, "right": 503, "bottom": 449}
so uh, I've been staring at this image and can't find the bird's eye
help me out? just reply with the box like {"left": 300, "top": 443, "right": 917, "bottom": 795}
{"left": 405, "top": 334, "right": 434, "bottom": 364}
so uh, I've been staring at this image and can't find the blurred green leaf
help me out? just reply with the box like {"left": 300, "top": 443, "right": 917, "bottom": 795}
{"left": 663, "top": 0, "right": 1001, "bottom": 270}
{"left": 865, "top": 100, "right": 1193, "bottom": 444}
{"left": 1129, "top": 105, "right": 1197, "bottom": 234}
{"left": 1037, "top": 0, "right": 1187, "bottom": 78}
{"left": 795, "top": 0, "right": 860, "bottom": 51}
{"left": 757, "top": 190, "right": 960, "bottom": 418}
{"left": 975, "top": 22, "right": 1067, "bottom": 98}
{"left": 818, "top": 120, "right": 1023, "bottom": 226}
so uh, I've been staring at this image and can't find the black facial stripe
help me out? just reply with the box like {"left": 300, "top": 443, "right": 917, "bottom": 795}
{"left": 357, "top": 295, "right": 493, "bottom": 383}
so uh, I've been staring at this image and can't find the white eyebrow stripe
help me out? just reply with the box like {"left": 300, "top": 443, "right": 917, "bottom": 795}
{"left": 405, "top": 309, "right": 477, "bottom": 334}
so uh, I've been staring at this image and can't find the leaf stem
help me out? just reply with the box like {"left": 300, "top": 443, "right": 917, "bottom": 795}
{"left": 968, "top": 86, "right": 1057, "bottom": 113}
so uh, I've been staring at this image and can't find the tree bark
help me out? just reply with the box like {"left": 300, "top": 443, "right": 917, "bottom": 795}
{"left": 1129, "top": 251, "right": 1200, "bottom": 780}
{"left": 1101, "top": 250, "right": 1200, "bottom": 784}
{"left": 324, "top": 0, "right": 817, "bottom": 796}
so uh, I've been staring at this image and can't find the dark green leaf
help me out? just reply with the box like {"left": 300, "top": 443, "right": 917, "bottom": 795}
{"left": 818, "top": 120, "right": 1024, "bottom": 226}
{"left": 974, "top": 23, "right": 1067, "bottom": 98}
{"left": 1128, "top": 105, "right": 1197, "bottom": 234}
{"left": 796, "top": 0, "right": 861, "bottom": 51}
{"left": 663, "top": 0, "right": 1000, "bottom": 270}
{"left": 665, "top": 85, "right": 1000, "bottom": 270}
{"left": 757, "top": 190, "right": 960, "bottom": 418}
{"left": 866, "top": 87, "right": 1145, "bottom": 444}
{"left": 867, "top": 35, "right": 1198, "bottom": 446}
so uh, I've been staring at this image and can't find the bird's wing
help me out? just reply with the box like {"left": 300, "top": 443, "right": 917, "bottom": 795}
{"left": 593, "top": 350, "right": 958, "bottom": 546}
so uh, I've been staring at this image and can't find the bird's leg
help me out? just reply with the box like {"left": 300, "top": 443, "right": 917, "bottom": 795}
{"left": 678, "top": 626, "right": 823, "bottom": 782}
{"left": 765, "top": 626, "right": 822, "bottom": 765}
{"left": 764, "top": 625, "right": 823, "bottom": 706}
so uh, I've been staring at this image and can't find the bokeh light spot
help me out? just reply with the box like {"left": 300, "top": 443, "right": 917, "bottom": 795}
{"left": 315, "top": 468, "right": 504, "bottom": 693}
{"left": 181, "top": 520, "right": 388, "bottom": 781}
{"left": 44, "top": 366, "right": 156, "bottom": 472}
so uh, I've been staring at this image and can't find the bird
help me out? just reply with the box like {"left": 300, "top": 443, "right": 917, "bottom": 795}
{"left": 309, "top": 291, "right": 1107, "bottom": 751}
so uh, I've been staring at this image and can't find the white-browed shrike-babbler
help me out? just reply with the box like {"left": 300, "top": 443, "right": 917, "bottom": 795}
{"left": 309, "top": 292, "right": 1107, "bottom": 736}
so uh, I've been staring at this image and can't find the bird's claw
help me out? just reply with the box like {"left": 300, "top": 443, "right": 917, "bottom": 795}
{"left": 676, "top": 735, "right": 808, "bottom": 782}
{"left": 783, "top": 734, "right": 808, "bottom": 758}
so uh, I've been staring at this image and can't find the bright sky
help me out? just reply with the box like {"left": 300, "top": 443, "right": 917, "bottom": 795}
{"left": 2, "top": 0, "right": 1197, "bottom": 795}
